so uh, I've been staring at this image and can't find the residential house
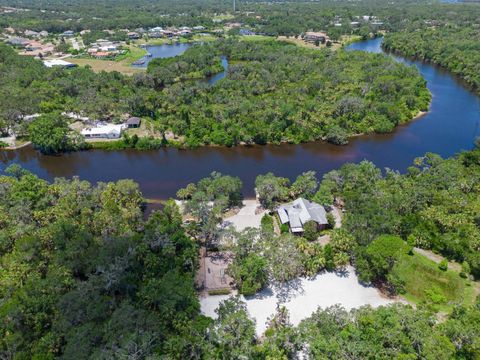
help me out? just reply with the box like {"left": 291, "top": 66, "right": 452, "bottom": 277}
{"left": 81, "top": 123, "right": 126, "bottom": 139}
{"left": 277, "top": 198, "right": 328, "bottom": 234}
{"left": 127, "top": 31, "right": 140, "bottom": 39}
{"left": 43, "top": 59, "right": 77, "bottom": 68}
{"left": 304, "top": 31, "right": 329, "bottom": 44}
{"left": 6, "top": 37, "right": 30, "bottom": 47}
{"left": 62, "top": 30, "right": 74, "bottom": 37}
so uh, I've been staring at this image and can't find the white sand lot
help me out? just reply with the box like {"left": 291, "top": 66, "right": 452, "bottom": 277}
{"left": 200, "top": 266, "right": 395, "bottom": 336}
{"left": 222, "top": 199, "right": 266, "bottom": 231}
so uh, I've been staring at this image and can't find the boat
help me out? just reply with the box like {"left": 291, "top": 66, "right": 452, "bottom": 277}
{"left": 132, "top": 59, "right": 146, "bottom": 65}
{"left": 146, "top": 52, "right": 152, "bottom": 57}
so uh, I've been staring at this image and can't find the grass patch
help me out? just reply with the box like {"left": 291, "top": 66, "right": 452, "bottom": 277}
{"left": 394, "top": 252, "right": 475, "bottom": 311}
{"left": 207, "top": 288, "right": 231, "bottom": 296}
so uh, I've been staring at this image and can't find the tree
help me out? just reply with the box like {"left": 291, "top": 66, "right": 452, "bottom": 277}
{"left": 28, "top": 113, "right": 82, "bottom": 154}
{"left": 290, "top": 171, "right": 318, "bottom": 199}
{"left": 255, "top": 173, "right": 290, "bottom": 210}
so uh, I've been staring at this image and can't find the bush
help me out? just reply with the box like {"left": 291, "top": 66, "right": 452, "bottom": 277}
{"left": 438, "top": 259, "right": 448, "bottom": 272}
{"left": 326, "top": 212, "right": 336, "bottom": 229}
{"left": 261, "top": 214, "right": 274, "bottom": 234}
{"left": 460, "top": 261, "right": 470, "bottom": 278}
{"left": 303, "top": 221, "right": 319, "bottom": 241}
{"left": 208, "top": 288, "right": 231, "bottom": 296}
{"left": 280, "top": 223, "right": 290, "bottom": 234}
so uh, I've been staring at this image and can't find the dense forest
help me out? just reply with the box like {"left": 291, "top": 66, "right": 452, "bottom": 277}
{"left": 0, "top": 39, "right": 430, "bottom": 150}
{"left": 384, "top": 25, "right": 480, "bottom": 94}
{"left": 0, "top": 0, "right": 425, "bottom": 34}
{"left": 1, "top": 147, "right": 480, "bottom": 358}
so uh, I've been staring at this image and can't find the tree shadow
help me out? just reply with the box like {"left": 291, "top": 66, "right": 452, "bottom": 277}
{"left": 245, "top": 286, "right": 274, "bottom": 300}
{"left": 274, "top": 278, "right": 305, "bottom": 304}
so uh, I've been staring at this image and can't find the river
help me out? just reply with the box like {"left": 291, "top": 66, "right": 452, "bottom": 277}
{"left": 1, "top": 38, "right": 479, "bottom": 199}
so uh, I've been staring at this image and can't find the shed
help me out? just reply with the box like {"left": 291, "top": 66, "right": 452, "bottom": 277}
{"left": 126, "top": 117, "right": 141, "bottom": 128}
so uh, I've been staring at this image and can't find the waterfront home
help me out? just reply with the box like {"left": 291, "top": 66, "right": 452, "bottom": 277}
{"left": 81, "top": 123, "right": 126, "bottom": 139}
{"left": 126, "top": 117, "right": 141, "bottom": 128}
{"left": 277, "top": 198, "right": 328, "bottom": 234}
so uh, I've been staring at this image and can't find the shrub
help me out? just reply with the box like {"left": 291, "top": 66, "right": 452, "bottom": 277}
{"left": 460, "top": 261, "right": 471, "bottom": 278}
{"left": 438, "top": 259, "right": 448, "bottom": 272}
{"left": 261, "top": 214, "right": 274, "bottom": 234}
{"left": 208, "top": 288, "right": 231, "bottom": 296}
{"left": 326, "top": 212, "right": 336, "bottom": 229}
{"left": 280, "top": 223, "right": 290, "bottom": 234}
{"left": 303, "top": 221, "right": 319, "bottom": 241}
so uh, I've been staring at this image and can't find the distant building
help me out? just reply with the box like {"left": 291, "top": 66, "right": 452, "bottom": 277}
{"left": 43, "top": 59, "right": 77, "bottom": 68}
{"left": 6, "top": 37, "right": 30, "bottom": 47}
{"left": 127, "top": 32, "right": 140, "bottom": 39}
{"left": 239, "top": 28, "right": 255, "bottom": 36}
{"left": 62, "top": 30, "right": 74, "bottom": 37}
{"left": 277, "top": 198, "right": 328, "bottom": 234}
{"left": 81, "top": 123, "right": 126, "bottom": 139}
{"left": 126, "top": 117, "right": 141, "bottom": 128}
{"left": 304, "top": 31, "right": 329, "bottom": 44}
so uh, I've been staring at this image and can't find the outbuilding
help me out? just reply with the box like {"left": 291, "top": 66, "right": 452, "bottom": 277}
{"left": 126, "top": 117, "right": 141, "bottom": 128}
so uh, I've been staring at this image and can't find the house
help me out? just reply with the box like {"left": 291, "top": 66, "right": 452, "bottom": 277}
{"left": 81, "top": 123, "right": 126, "bottom": 139}
{"left": 239, "top": 28, "right": 255, "bottom": 36}
{"left": 126, "top": 117, "right": 141, "bottom": 128}
{"left": 304, "top": 31, "right": 329, "bottom": 44}
{"left": 127, "top": 31, "right": 140, "bottom": 39}
{"left": 43, "top": 59, "right": 77, "bottom": 68}
{"left": 277, "top": 198, "right": 328, "bottom": 234}
{"left": 62, "top": 30, "right": 74, "bottom": 37}
{"left": 6, "top": 37, "right": 30, "bottom": 47}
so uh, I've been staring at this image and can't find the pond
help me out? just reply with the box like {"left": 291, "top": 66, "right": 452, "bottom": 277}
{"left": 131, "top": 42, "right": 193, "bottom": 68}
{"left": 1, "top": 38, "right": 479, "bottom": 200}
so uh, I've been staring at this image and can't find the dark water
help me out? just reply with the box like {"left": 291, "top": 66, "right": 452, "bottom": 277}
{"left": 132, "top": 43, "right": 193, "bottom": 68}
{"left": 1, "top": 38, "right": 479, "bottom": 199}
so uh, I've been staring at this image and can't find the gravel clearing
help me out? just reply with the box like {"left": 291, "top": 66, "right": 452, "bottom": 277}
{"left": 200, "top": 266, "right": 396, "bottom": 336}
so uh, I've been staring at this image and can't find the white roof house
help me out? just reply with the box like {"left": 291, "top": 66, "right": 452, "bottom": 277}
{"left": 81, "top": 124, "right": 126, "bottom": 139}
{"left": 43, "top": 59, "right": 77, "bottom": 68}
{"left": 277, "top": 198, "right": 328, "bottom": 233}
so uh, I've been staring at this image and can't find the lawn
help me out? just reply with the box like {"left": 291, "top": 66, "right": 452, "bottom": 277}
{"left": 394, "top": 252, "right": 477, "bottom": 311}
{"left": 68, "top": 45, "right": 147, "bottom": 75}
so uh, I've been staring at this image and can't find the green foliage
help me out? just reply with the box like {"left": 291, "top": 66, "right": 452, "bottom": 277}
{"left": 28, "top": 113, "right": 84, "bottom": 154}
{"left": 326, "top": 212, "right": 336, "bottom": 229}
{"left": 384, "top": 24, "right": 480, "bottom": 95}
{"left": 0, "top": 37, "right": 430, "bottom": 150}
{"left": 280, "top": 223, "right": 290, "bottom": 234}
{"left": 439, "top": 259, "right": 448, "bottom": 272}
{"left": 261, "top": 214, "right": 274, "bottom": 234}
{"left": 255, "top": 172, "right": 290, "bottom": 210}
{"left": 0, "top": 169, "right": 201, "bottom": 359}
{"left": 356, "top": 235, "right": 409, "bottom": 293}
{"left": 303, "top": 221, "right": 319, "bottom": 241}
{"left": 326, "top": 149, "right": 480, "bottom": 278}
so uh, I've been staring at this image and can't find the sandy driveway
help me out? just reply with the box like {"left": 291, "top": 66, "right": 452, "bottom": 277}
{"left": 222, "top": 199, "right": 266, "bottom": 231}
{"left": 200, "top": 266, "right": 396, "bottom": 336}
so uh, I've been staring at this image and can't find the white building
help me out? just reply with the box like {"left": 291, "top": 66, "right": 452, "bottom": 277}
{"left": 43, "top": 59, "right": 77, "bottom": 68}
{"left": 81, "top": 123, "right": 126, "bottom": 139}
